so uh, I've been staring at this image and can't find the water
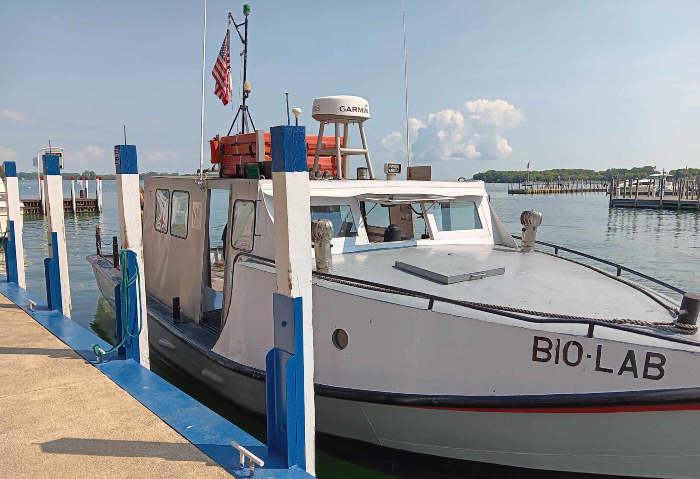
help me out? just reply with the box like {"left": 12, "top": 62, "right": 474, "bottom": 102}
{"left": 15, "top": 180, "right": 700, "bottom": 477}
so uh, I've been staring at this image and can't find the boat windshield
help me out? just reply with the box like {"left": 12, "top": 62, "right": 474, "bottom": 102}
{"left": 360, "top": 199, "right": 482, "bottom": 242}
{"left": 310, "top": 205, "right": 357, "bottom": 238}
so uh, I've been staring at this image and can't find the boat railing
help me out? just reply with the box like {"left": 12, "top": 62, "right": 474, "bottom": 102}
{"left": 510, "top": 234, "right": 685, "bottom": 297}
{"left": 230, "top": 251, "right": 698, "bottom": 347}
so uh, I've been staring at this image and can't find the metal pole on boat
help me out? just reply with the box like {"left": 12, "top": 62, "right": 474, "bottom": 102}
{"left": 43, "top": 154, "right": 71, "bottom": 317}
{"left": 3, "top": 161, "right": 25, "bottom": 288}
{"left": 266, "top": 125, "right": 316, "bottom": 475}
{"left": 198, "top": 0, "right": 207, "bottom": 183}
{"left": 70, "top": 177, "right": 77, "bottom": 213}
{"left": 114, "top": 145, "right": 150, "bottom": 369}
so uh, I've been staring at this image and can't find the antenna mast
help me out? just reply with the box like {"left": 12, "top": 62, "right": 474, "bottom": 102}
{"left": 402, "top": 4, "right": 410, "bottom": 170}
{"left": 198, "top": 0, "right": 207, "bottom": 181}
{"left": 228, "top": 4, "right": 255, "bottom": 135}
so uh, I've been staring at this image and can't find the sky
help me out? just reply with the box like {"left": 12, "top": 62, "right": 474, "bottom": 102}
{"left": 1, "top": 0, "right": 699, "bottom": 180}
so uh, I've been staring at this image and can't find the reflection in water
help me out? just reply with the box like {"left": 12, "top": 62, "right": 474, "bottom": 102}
{"left": 91, "top": 295, "right": 117, "bottom": 345}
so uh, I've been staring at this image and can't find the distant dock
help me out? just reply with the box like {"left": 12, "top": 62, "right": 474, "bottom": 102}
{"left": 508, "top": 180, "right": 608, "bottom": 195}
{"left": 21, "top": 176, "right": 102, "bottom": 215}
{"left": 610, "top": 176, "right": 700, "bottom": 211}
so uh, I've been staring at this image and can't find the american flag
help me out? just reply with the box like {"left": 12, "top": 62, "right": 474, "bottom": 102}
{"left": 212, "top": 29, "right": 231, "bottom": 105}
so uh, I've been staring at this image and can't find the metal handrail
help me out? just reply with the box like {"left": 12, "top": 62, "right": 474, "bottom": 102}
{"left": 511, "top": 235, "right": 685, "bottom": 296}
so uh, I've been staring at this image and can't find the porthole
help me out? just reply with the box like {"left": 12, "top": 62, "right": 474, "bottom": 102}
{"left": 332, "top": 329, "right": 349, "bottom": 350}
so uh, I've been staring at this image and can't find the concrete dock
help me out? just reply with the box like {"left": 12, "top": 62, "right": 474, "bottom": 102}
{"left": 0, "top": 292, "right": 232, "bottom": 478}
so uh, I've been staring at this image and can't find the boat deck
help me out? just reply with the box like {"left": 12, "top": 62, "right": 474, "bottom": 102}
{"left": 0, "top": 293, "right": 233, "bottom": 479}
{"left": 327, "top": 244, "right": 680, "bottom": 324}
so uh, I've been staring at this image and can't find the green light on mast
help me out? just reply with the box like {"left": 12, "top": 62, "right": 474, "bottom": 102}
{"left": 243, "top": 4, "right": 250, "bottom": 16}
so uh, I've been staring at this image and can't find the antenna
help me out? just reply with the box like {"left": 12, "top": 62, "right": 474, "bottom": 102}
{"left": 285, "top": 92, "right": 290, "bottom": 126}
{"left": 123, "top": 125, "right": 127, "bottom": 145}
{"left": 402, "top": 3, "right": 410, "bottom": 170}
{"left": 227, "top": 4, "right": 255, "bottom": 135}
{"left": 198, "top": 0, "right": 207, "bottom": 182}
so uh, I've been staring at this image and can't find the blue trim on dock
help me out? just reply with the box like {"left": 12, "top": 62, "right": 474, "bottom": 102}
{"left": 43, "top": 232, "right": 63, "bottom": 313}
{"left": 0, "top": 277, "right": 312, "bottom": 479}
{"left": 114, "top": 145, "right": 139, "bottom": 175}
{"left": 5, "top": 220, "right": 18, "bottom": 284}
{"left": 43, "top": 155, "right": 61, "bottom": 175}
{"left": 4, "top": 160, "right": 17, "bottom": 177}
{"left": 271, "top": 125, "right": 307, "bottom": 173}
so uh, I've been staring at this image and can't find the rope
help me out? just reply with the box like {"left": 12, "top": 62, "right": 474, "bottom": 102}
{"left": 92, "top": 249, "right": 144, "bottom": 360}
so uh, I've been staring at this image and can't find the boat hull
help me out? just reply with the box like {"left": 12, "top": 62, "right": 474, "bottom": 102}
{"left": 88, "top": 255, "right": 700, "bottom": 478}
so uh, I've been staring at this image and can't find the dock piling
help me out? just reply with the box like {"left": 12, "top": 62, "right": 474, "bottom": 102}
{"left": 97, "top": 176, "right": 103, "bottom": 212}
{"left": 3, "top": 161, "right": 25, "bottom": 288}
{"left": 114, "top": 144, "right": 149, "bottom": 369}
{"left": 266, "top": 125, "right": 316, "bottom": 475}
{"left": 70, "top": 176, "right": 77, "bottom": 213}
{"left": 42, "top": 154, "right": 71, "bottom": 316}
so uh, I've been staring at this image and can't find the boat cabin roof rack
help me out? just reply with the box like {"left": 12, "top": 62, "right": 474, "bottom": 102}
{"left": 231, "top": 252, "right": 698, "bottom": 348}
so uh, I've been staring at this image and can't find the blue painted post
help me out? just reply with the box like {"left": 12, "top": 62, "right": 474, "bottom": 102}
{"left": 265, "top": 125, "right": 316, "bottom": 475}
{"left": 42, "top": 155, "right": 71, "bottom": 316}
{"left": 114, "top": 145, "right": 150, "bottom": 369}
{"left": 3, "top": 161, "right": 25, "bottom": 288}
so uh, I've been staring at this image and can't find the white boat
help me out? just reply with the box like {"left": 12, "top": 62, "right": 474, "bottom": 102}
{"left": 625, "top": 174, "right": 675, "bottom": 196}
{"left": 87, "top": 100, "right": 700, "bottom": 477}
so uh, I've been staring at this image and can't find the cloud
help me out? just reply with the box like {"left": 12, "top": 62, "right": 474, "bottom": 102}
{"left": 0, "top": 145, "right": 18, "bottom": 162}
{"left": 0, "top": 109, "right": 28, "bottom": 123}
{"left": 73, "top": 145, "right": 106, "bottom": 171}
{"left": 380, "top": 99, "right": 524, "bottom": 163}
{"left": 146, "top": 150, "right": 178, "bottom": 165}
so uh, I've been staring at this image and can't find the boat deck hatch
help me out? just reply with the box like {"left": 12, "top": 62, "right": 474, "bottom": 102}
{"left": 394, "top": 255, "right": 505, "bottom": 284}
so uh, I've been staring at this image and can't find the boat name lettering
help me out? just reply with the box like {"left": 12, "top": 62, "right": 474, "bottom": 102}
{"left": 531, "top": 336, "right": 665, "bottom": 380}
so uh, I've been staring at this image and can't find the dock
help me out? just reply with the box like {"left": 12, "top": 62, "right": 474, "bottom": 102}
{"left": 610, "top": 176, "right": 700, "bottom": 210}
{"left": 0, "top": 293, "right": 233, "bottom": 478}
{"left": 508, "top": 181, "right": 608, "bottom": 194}
{"left": 21, "top": 197, "right": 99, "bottom": 215}
{"left": 0, "top": 283, "right": 312, "bottom": 479}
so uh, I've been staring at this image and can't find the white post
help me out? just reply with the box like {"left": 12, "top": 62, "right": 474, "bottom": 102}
{"left": 43, "top": 154, "right": 71, "bottom": 316}
{"left": 70, "top": 177, "right": 77, "bottom": 213}
{"left": 85, "top": 177, "right": 90, "bottom": 199}
{"left": 39, "top": 176, "right": 45, "bottom": 212}
{"left": 114, "top": 145, "right": 150, "bottom": 369}
{"left": 3, "top": 162, "right": 25, "bottom": 288}
{"left": 96, "top": 177, "right": 102, "bottom": 213}
{"left": 269, "top": 125, "right": 315, "bottom": 474}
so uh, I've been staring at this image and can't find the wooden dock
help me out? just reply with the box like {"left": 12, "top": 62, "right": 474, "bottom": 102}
{"left": 22, "top": 198, "right": 99, "bottom": 215}
{"left": 610, "top": 176, "right": 700, "bottom": 210}
{"left": 508, "top": 181, "right": 608, "bottom": 195}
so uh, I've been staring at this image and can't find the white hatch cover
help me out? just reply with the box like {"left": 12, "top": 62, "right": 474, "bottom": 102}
{"left": 395, "top": 255, "right": 505, "bottom": 284}
{"left": 312, "top": 95, "right": 370, "bottom": 122}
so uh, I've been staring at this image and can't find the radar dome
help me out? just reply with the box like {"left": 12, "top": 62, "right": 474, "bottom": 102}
{"left": 312, "top": 95, "right": 370, "bottom": 122}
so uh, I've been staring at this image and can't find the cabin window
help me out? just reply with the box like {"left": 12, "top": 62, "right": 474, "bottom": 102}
{"left": 170, "top": 190, "right": 190, "bottom": 239}
{"left": 360, "top": 202, "right": 424, "bottom": 242}
{"left": 231, "top": 200, "right": 256, "bottom": 252}
{"left": 429, "top": 201, "right": 482, "bottom": 231}
{"left": 310, "top": 205, "right": 357, "bottom": 238}
{"left": 154, "top": 189, "right": 170, "bottom": 234}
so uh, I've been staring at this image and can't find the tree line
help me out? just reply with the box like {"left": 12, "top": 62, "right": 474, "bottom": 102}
{"left": 12, "top": 170, "right": 188, "bottom": 180}
{"left": 472, "top": 167, "right": 700, "bottom": 183}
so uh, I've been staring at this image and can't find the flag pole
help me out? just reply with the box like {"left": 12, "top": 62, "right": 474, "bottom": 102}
{"left": 402, "top": 3, "right": 410, "bottom": 173}
{"left": 198, "top": 0, "right": 207, "bottom": 182}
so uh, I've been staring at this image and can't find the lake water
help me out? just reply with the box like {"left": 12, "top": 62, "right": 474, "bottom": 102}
{"left": 14, "top": 180, "right": 700, "bottom": 478}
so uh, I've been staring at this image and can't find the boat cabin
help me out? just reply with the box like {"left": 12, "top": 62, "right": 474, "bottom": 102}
{"left": 142, "top": 176, "right": 516, "bottom": 333}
